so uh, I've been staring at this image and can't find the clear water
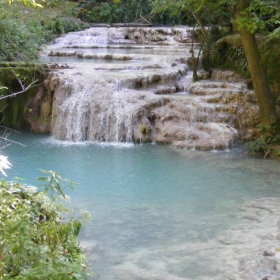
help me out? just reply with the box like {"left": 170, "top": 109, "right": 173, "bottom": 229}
{"left": 39, "top": 45, "right": 190, "bottom": 64}
{"left": 46, "top": 45, "right": 190, "bottom": 55}
{"left": 39, "top": 56, "right": 144, "bottom": 64}
{"left": 4, "top": 131, "right": 280, "bottom": 279}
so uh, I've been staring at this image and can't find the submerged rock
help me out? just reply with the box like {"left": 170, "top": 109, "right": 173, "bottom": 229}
{"left": 211, "top": 198, "right": 280, "bottom": 280}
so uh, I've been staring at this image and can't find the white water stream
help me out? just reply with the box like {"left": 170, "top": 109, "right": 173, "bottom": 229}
{"left": 42, "top": 26, "right": 253, "bottom": 150}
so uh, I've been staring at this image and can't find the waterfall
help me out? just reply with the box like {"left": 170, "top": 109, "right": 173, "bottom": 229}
{"left": 51, "top": 81, "right": 141, "bottom": 142}
{"left": 44, "top": 27, "right": 259, "bottom": 150}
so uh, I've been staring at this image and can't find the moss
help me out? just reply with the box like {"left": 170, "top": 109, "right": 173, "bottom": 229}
{"left": 139, "top": 125, "right": 151, "bottom": 136}
{"left": 41, "top": 101, "right": 52, "bottom": 118}
{"left": 259, "top": 37, "right": 280, "bottom": 98}
{"left": 0, "top": 63, "right": 49, "bottom": 129}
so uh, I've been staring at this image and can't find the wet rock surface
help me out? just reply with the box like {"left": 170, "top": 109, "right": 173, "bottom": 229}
{"left": 42, "top": 27, "right": 260, "bottom": 150}
{"left": 24, "top": 85, "right": 52, "bottom": 133}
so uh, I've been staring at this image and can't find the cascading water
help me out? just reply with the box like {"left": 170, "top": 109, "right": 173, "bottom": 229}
{"left": 42, "top": 27, "right": 259, "bottom": 150}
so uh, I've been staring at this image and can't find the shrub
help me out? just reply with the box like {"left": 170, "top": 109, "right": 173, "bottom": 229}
{"left": 246, "top": 125, "right": 280, "bottom": 158}
{"left": 0, "top": 171, "right": 89, "bottom": 279}
{"left": 51, "top": 18, "right": 89, "bottom": 34}
{"left": 0, "top": 2, "right": 88, "bottom": 62}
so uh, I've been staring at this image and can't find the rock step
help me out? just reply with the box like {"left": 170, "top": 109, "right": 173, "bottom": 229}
{"left": 191, "top": 80, "right": 247, "bottom": 89}
{"left": 199, "top": 69, "right": 246, "bottom": 82}
{"left": 155, "top": 122, "right": 238, "bottom": 150}
{"left": 120, "top": 69, "right": 186, "bottom": 90}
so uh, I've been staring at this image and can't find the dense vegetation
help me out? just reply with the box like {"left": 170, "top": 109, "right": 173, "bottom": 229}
{"left": 0, "top": 0, "right": 88, "bottom": 61}
{"left": 0, "top": 170, "right": 89, "bottom": 279}
{"left": 76, "top": 0, "right": 191, "bottom": 25}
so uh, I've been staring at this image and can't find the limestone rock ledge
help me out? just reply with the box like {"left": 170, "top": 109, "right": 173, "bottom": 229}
{"left": 41, "top": 27, "right": 260, "bottom": 150}
{"left": 45, "top": 66, "right": 259, "bottom": 151}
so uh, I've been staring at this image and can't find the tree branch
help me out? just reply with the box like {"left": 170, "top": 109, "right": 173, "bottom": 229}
{"left": 0, "top": 79, "right": 39, "bottom": 100}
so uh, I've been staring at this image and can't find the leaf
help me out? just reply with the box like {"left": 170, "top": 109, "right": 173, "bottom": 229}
{"left": 37, "top": 177, "right": 47, "bottom": 181}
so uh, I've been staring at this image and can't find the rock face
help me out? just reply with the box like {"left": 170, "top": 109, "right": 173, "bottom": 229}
{"left": 0, "top": 64, "right": 50, "bottom": 130}
{"left": 24, "top": 85, "right": 52, "bottom": 133}
{"left": 42, "top": 27, "right": 260, "bottom": 150}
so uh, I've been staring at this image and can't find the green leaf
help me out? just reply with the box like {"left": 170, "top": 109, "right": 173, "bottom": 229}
{"left": 37, "top": 177, "right": 47, "bottom": 181}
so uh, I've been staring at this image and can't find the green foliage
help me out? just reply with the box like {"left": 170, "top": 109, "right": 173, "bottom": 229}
{"left": 0, "top": 63, "right": 47, "bottom": 128}
{"left": 0, "top": 19, "right": 40, "bottom": 61}
{"left": 259, "top": 37, "right": 280, "bottom": 96}
{"left": 42, "top": 0, "right": 66, "bottom": 8}
{"left": 0, "top": 2, "right": 88, "bottom": 62}
{"left": 77, "top": 0, "right": 186, "bottom": 24}
{"left": 212, "top": 34, "right": 280, "bottom": 101}
{"left": 247, "top": 138, "right": 280, "bottom": 158}
{"left": 8, "top": 0, "right": 43, "bottom": 8}
{"left": 211, "top": 34, "right": 249, "bottom": 76}
{"left": 151, "top": 0, "right": 280, "bottom": 46}
{"left": 247, "top": 125, "right": 280, "bottom": 157}
{"left": 77, "top": 0, "right": 150, "bottom": 23}
{"left": 38, "top": 169, "right": 77, "bottom": 200}
{"left": 52, "top": 18, "right": 89, "bottom": 34}
{"left": 151, "top": 0, "right": 230, "bottom": 25}
{"left": 0, "top": 171, "right": 89, "bottom": 279}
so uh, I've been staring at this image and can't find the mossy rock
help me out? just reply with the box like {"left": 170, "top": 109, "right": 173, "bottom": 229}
{"left": 139, "top": 125, "right": 151, "bottom": 136}
{"left": 0, "top": 63, "right": 49, "bottom": 129}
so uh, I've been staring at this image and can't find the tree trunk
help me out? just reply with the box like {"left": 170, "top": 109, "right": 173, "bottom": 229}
{"left": 193, "top": 12, "right": 211, "bottom": 71}
{"left": 233, "top": 0, "right": 279, "bottom": 131}
{"left": 239, "top": 29, "right": 279, "bottom": 127}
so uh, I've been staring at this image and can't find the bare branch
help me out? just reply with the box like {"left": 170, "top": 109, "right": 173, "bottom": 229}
{"left": 0, "top": 127, "right": 26, "bottom": 148}
{"left": 12, "top": 70, "right": 25, "bottom": 91}
{"left": 0, "top": 79, "right": 39, "bottom": 100}
{"left": 0, "top": 137, "right": 26, "bottom": 147}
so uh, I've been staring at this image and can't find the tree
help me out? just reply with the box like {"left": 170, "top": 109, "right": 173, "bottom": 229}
{"left": 232, "top": 0, "right": 279, "bottom": 133}
{"left": 151, "top": 0, "right": 280, "bottom": 133}
{"left": 151, "top": 1, "right": 229, "bottom": 78}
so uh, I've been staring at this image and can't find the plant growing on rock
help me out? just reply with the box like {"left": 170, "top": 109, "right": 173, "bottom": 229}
{"left": 247, "top": 125, "right": 280, "bottom": 158}
{"left": 139, "top": 124, "right": 151, "bottom": 136}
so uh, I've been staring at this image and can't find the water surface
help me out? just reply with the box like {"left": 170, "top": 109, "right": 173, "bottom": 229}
{"left": 4, "top": 131, "right": 280, "bottom": 279}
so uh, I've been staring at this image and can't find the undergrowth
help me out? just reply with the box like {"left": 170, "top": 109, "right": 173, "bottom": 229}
{"left": 246, "top": 125, "right": 280, "bottom": 158}
{"left": 0, "top": 1, "right": 88, "bottom": 62}
{"left": 0, "top": 170, "right": 90, "bottom": 279}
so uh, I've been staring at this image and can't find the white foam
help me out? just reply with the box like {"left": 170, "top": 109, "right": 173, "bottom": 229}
{"left": 41, "top": 137, "right": 135, "bottom": 148}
